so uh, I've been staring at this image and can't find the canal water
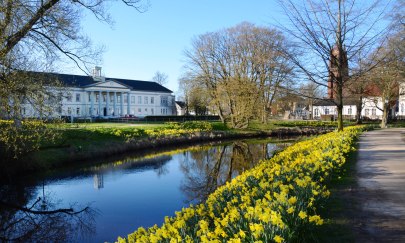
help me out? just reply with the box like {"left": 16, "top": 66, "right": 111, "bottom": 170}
{"left": 0, "top": 138, "right": 295, "bottom": 242}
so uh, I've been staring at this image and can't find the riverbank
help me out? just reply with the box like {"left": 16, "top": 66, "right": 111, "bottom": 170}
{"left": 9, "top": 124, "right": 334, "bottom": 176}
{"left": 117, "top": 126, "right": 364, "bottom": 242}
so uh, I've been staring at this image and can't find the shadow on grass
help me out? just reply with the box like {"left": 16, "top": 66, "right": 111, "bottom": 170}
{"left": 311, "top": 147, "right": 360, "bottom": 242}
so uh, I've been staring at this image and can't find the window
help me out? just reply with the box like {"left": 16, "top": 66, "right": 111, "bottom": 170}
{"left": 110, "top": 95, "right": 114, "bottom": 102}
{"left": 76, "top": 107, "right": 80, "bottom": 115}
{"left": 124, "top": 95, "right": 128, "bottom": 104}
{"left": 365, "top": 109, "right": 370, "bottom": 116}
{"left": 372, "top": 108, "right": 376, "bottom": 116}
{"left": 325, "top": 108, "right": 329, "bottom": 115}
{"left": 151, "top": 97, "right": 154, "bottom": 104}
{"left": 138, "top": 96, "right": 142, "bottom": 104}
{"left": 103, "top": 94, "right": 106, "bottom": 102}
{"left": 144, "top": 97, "right": 148, "bottom": 104}
{"left": 145, "top": 108, "right": 148, "bottom": 112}
{"left": 348, "top": 107, "right": 352, "bottom": 115}
{"left": 68, "top": 107, "right": 72, "bottom": 115}
{"left": 76, "top": 93, "right": 80, "bottom": 102}
{"left": 88, "top": 93, "right": 91, "bottom": 102}
{"left": 151, "top": 108, "right": 154, "bottom": 115}
{"left": 67, "top": 94, "right": 72, "bottom": 102}
{"left": 95, "top": 93, "right": 99, "bottom": 102}
{"left": 138, "top": 108, "right": 141, "bottom": 113}
{"left": 161, "top": 96, "right": 168, "bottom": 106}
{"left": 314, "top": 108, "right": 319, "bottom": 116}
{"left": 131, "top": 96, "right": 136, "bottom": 104}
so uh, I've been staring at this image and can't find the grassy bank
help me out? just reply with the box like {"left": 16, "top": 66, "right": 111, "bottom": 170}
{"left": 18, "top": 120, "right": 335, "bottom": 172}
{"left": 116, "top": 126, "right": 364, "bottom": 242}
{"left": 26, "top": 121, "right": 223, "bottom": 169}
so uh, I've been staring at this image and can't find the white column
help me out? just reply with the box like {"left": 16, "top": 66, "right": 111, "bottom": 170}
{"left": 127, "top": 93, "right": 131, "bottom": 115}
{"left": 106, "top": 91, "right": 110, "bottom": 116}
{"left": 90, "top": 91, "right": 94, "bottom": 116}
{"left": 113, "top": 92, "right": 117, "bottom": 116}
{"left": 98, "top": 90, "right": 102, "bottom": 116}
{"left": 120, "top": 92, "right": 124, "bottom": 116}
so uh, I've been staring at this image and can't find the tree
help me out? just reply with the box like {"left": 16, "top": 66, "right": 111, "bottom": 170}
{"left": 152, "top": 71, "right": 169, "bottom": 86}
{"left": 178, "top": 72, "right": 211, "bottom": 115}
{"left": 299, "top": 82, "right": 323, "bottom": 119}
{"left": 183, "top": 22, "right": 294, "bottom": 128}
{"left": 278, "top": 0, "right": 395, "bottom": 131}
{"left": 367, "top": 29, "right": 405, "bottom": 128}
{"left": 0, "top": 0, "right": 147, "bottom": 159}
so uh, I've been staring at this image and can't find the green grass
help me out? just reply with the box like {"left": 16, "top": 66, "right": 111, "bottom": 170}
{"left": 31, "top": 121, "right": 228, "bottom": 168}
{"left": 246, "top": 120, "right": 351, "bottom": 131}
{"left": 311, "top": 146, "right": 359, "bottom": 242}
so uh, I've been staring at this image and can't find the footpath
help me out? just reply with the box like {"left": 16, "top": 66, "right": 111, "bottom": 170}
{"left": 354, "top": 128, "right": 405, "bottom": 242}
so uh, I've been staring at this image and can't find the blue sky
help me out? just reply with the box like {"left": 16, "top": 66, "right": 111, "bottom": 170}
{"left": 66, "top": 1, "right": 286, "bottom": 93}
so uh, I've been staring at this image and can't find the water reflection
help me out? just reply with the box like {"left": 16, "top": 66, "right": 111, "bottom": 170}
{"left": 0, "top": 137, "right": 295, "bottom": 242}
{"left": 0, "top": 183, "right": 97, "bottom": 242}
{"left": 180, "top": 141, "right": 281, "bottom": 203}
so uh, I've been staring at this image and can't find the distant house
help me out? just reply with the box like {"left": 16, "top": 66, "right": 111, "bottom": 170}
{"left": 21, "top": 67, "right": 176, "bottom": 118}
{"left": 175, "top": 101, "right": 187, "bottom": 116}
{"left": 312, "top": 46, "right": 404, "bottom": 120}
{"left": 312, "top": 96, "right": 400, "bottom": 121}
{"left": 313, "top": 99, "right": 357, "bottom": 120}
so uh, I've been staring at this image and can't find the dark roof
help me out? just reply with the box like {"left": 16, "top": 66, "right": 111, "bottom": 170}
{"left": 109, "top": 78, "right": 172, "bottom": 93}
{"left": 175, "top": 101, "right": 186, "bottom": 108}
{"left": 27, "top": 71, "right": 172, "bottom": 93}
{"left": 313, "top": 98, "right": 358, "bottom": 106}
{"left": 45, "top": 73, "right": 95, "bottom": 87}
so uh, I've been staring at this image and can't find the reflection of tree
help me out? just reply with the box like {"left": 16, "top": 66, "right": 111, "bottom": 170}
{"left": 0, "top": 184, "right": 96, "bottom": 242}
{"left": 154, "top": 161, "right": 169, "bottom": 177}
{"left": 180, "top": 140, "right": 275, "bottom": 203}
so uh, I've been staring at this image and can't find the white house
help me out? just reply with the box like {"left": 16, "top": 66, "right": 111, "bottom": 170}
{"left": 21, "top": 67, "right": 176, "bottom": 118}
{"left": 175, "top": 101, "right": 187, "bottom": 116}
{"left": 313, "top": 86, "right": 405, "bottom": 120}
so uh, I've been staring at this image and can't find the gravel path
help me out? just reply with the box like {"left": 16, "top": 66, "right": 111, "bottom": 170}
{"left": 354, "top": 128, "right": 405, "bottom": 242}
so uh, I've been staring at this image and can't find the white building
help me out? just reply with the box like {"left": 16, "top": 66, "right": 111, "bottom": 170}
{"left": 313, "top": 93, "right": 405, "bottom": 121}
{"left": 22, "top": 67, "right": 176, "bottom": 118}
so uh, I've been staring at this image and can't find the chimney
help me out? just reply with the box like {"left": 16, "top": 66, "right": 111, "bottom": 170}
{"left": 92, "top": 66, "right": 105, "bottom": 82}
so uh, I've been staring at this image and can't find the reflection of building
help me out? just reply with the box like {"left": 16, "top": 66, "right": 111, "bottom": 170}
{"left": 21, "top": 66, "right": 176, "bottom": 118}
{"left": 93, "top": 174, "right": 104, "bottom": 189}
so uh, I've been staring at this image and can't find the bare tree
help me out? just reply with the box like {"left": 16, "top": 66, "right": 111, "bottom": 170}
{"left": 278, "top": 0, "right": 395, "bottom": 131}
{"left": 367, "top": 29, "right": 405, "bottom": 128}
{"left": 0, "top": 0, "right": 148, "bottom": 159}
{"left": 183, "top": 22, "right": 294, "bottom": 128}
{"left": 152, "top": 71, "right": 169, "bottom": 86}
{"left": 299, "top": 82, "right": 323, "bottom": 119}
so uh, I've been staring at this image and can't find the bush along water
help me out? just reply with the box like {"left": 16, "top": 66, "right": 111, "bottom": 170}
{"left": 89, "top": 121, "right": 214, "bottom": 141}
{"left": 116, "top": 126, "right": 364, "bottom": 243}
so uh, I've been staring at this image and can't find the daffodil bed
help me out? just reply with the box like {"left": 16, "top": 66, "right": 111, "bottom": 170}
{"left": 117, "top": 126, "right": 363, "bottom": 243}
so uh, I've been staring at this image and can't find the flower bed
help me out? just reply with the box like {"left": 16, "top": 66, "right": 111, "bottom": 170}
{"left": 117, "top": 126, "right": 363, "bottom": 242}
{"left": 89, "top": 121, "right": 214, "bottom": 141}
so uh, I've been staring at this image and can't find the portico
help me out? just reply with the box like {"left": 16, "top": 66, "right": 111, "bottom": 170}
{"left": 86, "top": 89, "right": 130, "bottom": 117}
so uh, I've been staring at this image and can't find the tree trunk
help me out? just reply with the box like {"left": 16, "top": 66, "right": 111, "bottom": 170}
{"left": 355, "top": 95, "right": 363, "bottom": 124}
{"left": 381, "top": 102, "right": 388, "bottom": 128}
{"left": 337, "top": 82, "right": 344, "bottom": 131}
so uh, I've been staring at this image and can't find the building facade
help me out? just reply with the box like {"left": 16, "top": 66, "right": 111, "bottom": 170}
{"left": 313, "top": 95, "right": 405, "bottom": 120}
{"left": 22, "top": 68, "right": 176, "bottom": 118}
